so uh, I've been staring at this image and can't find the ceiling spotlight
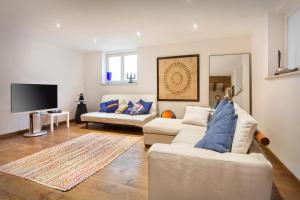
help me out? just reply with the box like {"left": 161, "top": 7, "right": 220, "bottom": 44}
{"left": 93, "top": 39, "right": 97, "bottom": 43}
{"left": 136, "top": 32, "right": 141, "bottom": 37}
{"left": 55, "top": 23, "right": 61, "bottom": 28}
{"left": 193, "top": 23, "right": 198, "bottom": 29}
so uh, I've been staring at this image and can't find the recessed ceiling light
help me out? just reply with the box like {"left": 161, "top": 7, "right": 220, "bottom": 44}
{"left": 55, "top": 23, "right": 61, "bottom": 28}
{"left": 93, "top": 39, "right": 97, "bottom": 43}
{"left": 136, "top": 32, "right": 141, "bottom": 37}
{"left": 193, "top": 23, "right": 198, "bottom": 29}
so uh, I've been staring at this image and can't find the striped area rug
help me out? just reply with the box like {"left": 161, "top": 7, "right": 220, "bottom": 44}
{"left": 0, "top": 133, "right": 140, "bottom": 191}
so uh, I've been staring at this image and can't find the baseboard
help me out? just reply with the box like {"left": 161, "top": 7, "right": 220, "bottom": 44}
{"left": 0, "top": 119, "right": 75, "bottom": 139}
{"left": 261, "top": 145, "right": 300, "bottom": 182}
{"left": 0, "top": 129, "right": 28, "bottom": 139}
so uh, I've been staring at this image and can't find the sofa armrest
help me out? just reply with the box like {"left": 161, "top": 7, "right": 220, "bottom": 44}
{"left": 148, "top": 144, "right": 272, "bottom": 200}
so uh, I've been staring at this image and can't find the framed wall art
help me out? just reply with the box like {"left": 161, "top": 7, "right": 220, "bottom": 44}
{"left": 157, "top": 54, "right": 199, "bottom": 101}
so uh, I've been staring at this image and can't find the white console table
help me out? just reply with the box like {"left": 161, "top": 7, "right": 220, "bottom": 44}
{"left": 47, "top": 111, "right": 70, "bottom": 132}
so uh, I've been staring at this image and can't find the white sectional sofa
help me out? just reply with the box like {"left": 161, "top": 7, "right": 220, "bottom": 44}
{"left": 144, "top": 104, "right": 273, "bottom": 200}
{"left": 81, "top": 94, "right": 157, "bottom": 127}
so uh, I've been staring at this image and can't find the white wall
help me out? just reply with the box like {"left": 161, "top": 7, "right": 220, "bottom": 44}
{"left": 251, "top": 15, "right": 300, "bottom": 180}
{"left": 84, "top": 37, "right": 251, "bottom": 118}
{"left": 84, "top": 52, "right": 102, "bottom": 111}
{"left": 0, "top": 30, "right": 84, "bottom": 135}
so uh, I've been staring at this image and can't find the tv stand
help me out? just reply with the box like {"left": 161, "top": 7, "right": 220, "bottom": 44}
{"left": 24, "top": 112, "right": 48, "bottom": 137}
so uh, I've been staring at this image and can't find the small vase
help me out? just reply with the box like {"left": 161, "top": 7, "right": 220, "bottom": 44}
{"left": 106, "top": 72, "right": 112, "bottom": 81}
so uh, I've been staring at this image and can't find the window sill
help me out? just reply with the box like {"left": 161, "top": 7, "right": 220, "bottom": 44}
{"left": 101, "top": 82, "right": 138, "bottom": 86}
{"left": 265, "top": 70, "right": 300, "bottom": 80}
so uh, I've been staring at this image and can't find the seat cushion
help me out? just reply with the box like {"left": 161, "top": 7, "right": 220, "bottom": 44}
{"left": 81, "top": 112, "right": 155, "bottom": 127}
{"left": 143, "top": 118, "right": 206, "bottom": 136}
{"left": 172, "top": 128, "right": 206, "bottom": 145}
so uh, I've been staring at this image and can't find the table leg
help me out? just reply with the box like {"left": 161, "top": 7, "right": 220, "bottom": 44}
{"left": 56, "top": 116, "right": 59, "bottom": 127}
{"left": 66, "top": 112, "right": 70, "bottom": 128}
{"left": 50, "top": 116, "right": 54, "bottom": 132}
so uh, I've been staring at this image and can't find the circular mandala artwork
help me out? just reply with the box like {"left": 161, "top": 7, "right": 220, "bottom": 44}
{"left": 163, "top": 62, "right": 192, "bottom": 95}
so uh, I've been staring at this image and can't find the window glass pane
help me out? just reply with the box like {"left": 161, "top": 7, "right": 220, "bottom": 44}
{"left": 108, "top": 56, "right": 121, "bottom": 81}
{"left": 124, "top": 55, "right": 137, "bottom": 80}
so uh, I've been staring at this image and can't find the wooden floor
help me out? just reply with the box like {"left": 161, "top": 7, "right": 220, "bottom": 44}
{"left": 0, "top": 123, "right": 299, "bottom": 200}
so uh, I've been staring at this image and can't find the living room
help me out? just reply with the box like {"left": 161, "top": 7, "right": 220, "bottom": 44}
{"left": 0, "top": 0, "right": 299, "bottom": 200}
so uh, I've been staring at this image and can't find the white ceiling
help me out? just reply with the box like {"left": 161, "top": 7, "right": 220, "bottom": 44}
{"left": 0, "top": 0, "right": 283, "bottom": 52}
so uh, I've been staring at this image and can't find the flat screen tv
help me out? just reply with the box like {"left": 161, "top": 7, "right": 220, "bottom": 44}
{"left": 11, "top": 83, "right": 58, "bottom": 113}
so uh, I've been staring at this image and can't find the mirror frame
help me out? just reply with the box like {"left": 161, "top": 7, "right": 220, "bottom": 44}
{"left": 209, "top": 53, "right": 252, "bottom": 114}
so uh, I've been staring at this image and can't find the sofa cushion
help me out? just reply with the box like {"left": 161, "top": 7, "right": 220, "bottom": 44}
{"left": 195, "top": 103, "right": 238, "bottom": 153}
{"left": 231, "top": 103, "right": 258, "bottom": 154}
{"left": 182, "top": 106, "right": 210, "bottom": 127}
{"left": 81, "top": 112, "right": 155, "bottom": 127}
{"left": 143, "top": 118, "right": 206, "bottom": 136}
{"left": 172, "top": 128, "right": 206, "bottom": 145}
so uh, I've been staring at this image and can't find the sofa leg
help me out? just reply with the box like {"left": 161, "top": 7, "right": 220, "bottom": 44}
{"left": 145, "top": 144, "right": 151, "bottom": 148}
{"left": 85, "top": 122, "right": 89, "bottom": 128}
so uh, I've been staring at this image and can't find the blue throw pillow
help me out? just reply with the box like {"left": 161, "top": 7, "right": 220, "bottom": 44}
{"left": 99, "top": 100, "right": 113, "bottom": 112}
{"left": 139, "top": 99, "right": 153, "bottom": 114}
{"left": 126, "top": 103, "right": 146, "bottom": 115}
{"left": 99, "top": 99, "right": 119, "bottom": 113}
{"left": 123, "top": 101, "right": 134, "bottom": 114}
{"left": 105, "top": 99, "right": 119, "bottom": 113}
{"left": 195, "top": 103, "right": 238, "bottom": 153}
{"left": 207, "top": 98, "right": 229, "bottom": 130}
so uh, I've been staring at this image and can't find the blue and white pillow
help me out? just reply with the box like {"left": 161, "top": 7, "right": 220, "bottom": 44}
{"left": 99, "top": 99, "right": 119, "bottom": 113}
{"left": 126, "top": 103, "right": 145, "bottom": 115}
{"left": 123, "top": 101, "right": 134, "bottom": 114}
{"left": 195, "top": 102, "right": 238, "bottom": 153}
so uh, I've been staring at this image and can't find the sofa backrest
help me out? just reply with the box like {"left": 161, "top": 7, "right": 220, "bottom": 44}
{"left": 101, "top": 94, "right": 157, "bottom": 115}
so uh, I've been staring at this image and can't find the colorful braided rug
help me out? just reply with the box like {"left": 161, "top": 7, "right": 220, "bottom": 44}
{"left": 0, "top": 133, "right": 140, "bottom": 191}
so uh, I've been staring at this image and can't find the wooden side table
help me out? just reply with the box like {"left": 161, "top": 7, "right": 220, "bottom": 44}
{"left": 47, "top": 111, "right": 70, "bottom": 132}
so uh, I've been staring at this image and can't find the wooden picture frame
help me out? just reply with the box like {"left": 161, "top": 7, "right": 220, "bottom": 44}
{"left": 157, "top": 54, "right": 199, "bottom": 101}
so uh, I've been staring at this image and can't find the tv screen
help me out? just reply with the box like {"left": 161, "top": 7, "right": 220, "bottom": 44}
{"left": 11, "top": 83, "right": 58, "bottom": 113}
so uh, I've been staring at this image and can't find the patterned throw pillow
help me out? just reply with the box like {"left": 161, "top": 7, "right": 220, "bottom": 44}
{"left": 123, "top": 101, "right": 134, "bottom": 114}
{"left": 99, "top": 100, "right": 112, "bottom": 112}
{"left": 115, "top": 100, "right": 128, "bottom": 114}
{"left": 139, "top": 99, "right": 153, "bottom": 114}
{"left": 126, "top": 103, "right": 146, "bottom": 115}
{"left": 99, "top": 99, "right": 119, "bottom": 113}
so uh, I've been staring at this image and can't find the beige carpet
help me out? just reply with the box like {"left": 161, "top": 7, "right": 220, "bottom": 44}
{"left": 0, "top": 133, "right": 140, "bottom": 191}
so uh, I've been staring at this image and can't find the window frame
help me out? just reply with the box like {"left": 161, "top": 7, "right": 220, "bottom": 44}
{"left": 105, "top": 51, "right": 137, "bottom": 83}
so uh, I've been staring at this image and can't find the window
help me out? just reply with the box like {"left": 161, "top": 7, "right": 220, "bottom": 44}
{"left": 287, "top": 7, "right": 300, "bottom": 69}
{"left": 106, "top": 52, "right": 137, "bottom": 83}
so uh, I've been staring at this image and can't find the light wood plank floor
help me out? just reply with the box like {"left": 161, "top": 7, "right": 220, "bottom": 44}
{"left": 0, "top": 123, "right": 299, "bottom": 200}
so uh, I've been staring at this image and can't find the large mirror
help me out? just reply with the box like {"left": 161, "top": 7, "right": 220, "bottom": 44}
{"left": 209, "top": 53, "right": 251, "bottom": 113}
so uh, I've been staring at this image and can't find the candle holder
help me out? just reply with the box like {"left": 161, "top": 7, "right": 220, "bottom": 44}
{"left": 126, "top": 72, "right": 136, "bottom": 83}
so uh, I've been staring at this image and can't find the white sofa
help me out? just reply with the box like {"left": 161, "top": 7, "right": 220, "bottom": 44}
{"left": 81, "top": 94, "right": 157, "bottom": 127}
{"left": 145, "top": 104, "right": 273, "bottom": 200}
